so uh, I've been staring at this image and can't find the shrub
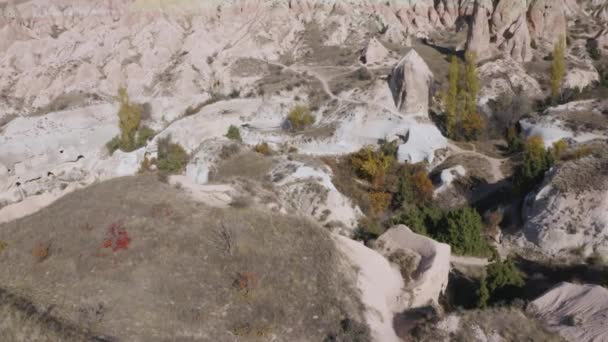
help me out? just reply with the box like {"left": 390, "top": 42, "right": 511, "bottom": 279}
{"left": 254, "top": 142, "right": 272, "bottom": 156}
{"left": 436, "top": 206, "right": 492, "bottom": 257}
{"left": 225, "top": 125, "right": 242, "bottom": 142}
{"left": 515, "top": 136, "right": 554, "bottom": 193}
{"left": 369, "top": 192, "right": 392, "bottom": 216}
{"left": 552, "top": 139, "right": 568, "bottom": 160}
{"left": 234, "top": 271, "right": 259, "bottom": 294}
{"left": 410, "top": 170, "right": 434, "bottom": 202}
{"left": 349, "top": 147, "right": 394, "bottom": 188}
{"left": 157, "top": 135, "right": 189, "bottom": 174}
{"left": 286, "top": 105, "right": 315, "bottom": 131}
{"left": 478, "top": 259, "right": 525, "bottom": 307}
{"left": 135, "top": 126, "right": 156, "bottom": 148}
{"left": 101, "top": 222, "right": 131, "bottom": 252}
{"left": 492, "top": 92, "right": 531, "bottom": 135}
{"left": 356, "top": 217, "right": 385, "bottom": 238}
{"left": 0, "top": 240, "right": 7, "bottom": 254}
{"left": 32, "top": 242, "right": 50, "bottom": 262}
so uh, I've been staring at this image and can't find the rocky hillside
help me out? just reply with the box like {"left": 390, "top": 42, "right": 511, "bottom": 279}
{"left": 1, "top": 0, "right": 608, "bottom": 341}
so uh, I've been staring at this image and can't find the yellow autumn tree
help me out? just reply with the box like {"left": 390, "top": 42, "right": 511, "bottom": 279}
{"left": 461, "top": 51, "right": 485, "bottom": 140}
{"left": 117, "top": 87, "right": 143, "bottom": 151}
{"left": 443, "top": 56, "right": 460, "bottom": 138}
{"left": 550, "top": 36, "right": 566, "bottom": 103}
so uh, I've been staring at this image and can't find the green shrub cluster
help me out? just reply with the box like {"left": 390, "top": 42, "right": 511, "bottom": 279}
{"left": 514, "top": 136, "right": 555, "bottom": 194}
{"left": 156, "top": 135, "right": 189, "bottom": 174}
{"left": 391, "top": 204, "right": 494, "bottom": 257}
{"left": 477, "top": 259, "right": 525, "bottom": 308}
{"left": 225, "top": 125, "right": 242, "bottom": 142}
{"left": 286, "top": 105, "right": 315, "bottom": 131}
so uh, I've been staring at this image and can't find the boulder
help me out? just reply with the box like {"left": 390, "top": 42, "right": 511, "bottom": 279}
{"left": 528, "top": 0, "right": 567, "bottom": 49}
{"left": 388, "top": 49, "right": 433, "bottom": 115}
{"left": 529, "top": 282, "right": 608, "bottom": 342}
{"left": 374, "top": 225, "right": 451, "bottom": 308}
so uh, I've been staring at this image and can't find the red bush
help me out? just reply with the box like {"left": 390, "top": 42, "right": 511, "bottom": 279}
{"left": 101, "top": 222, "right": 131, "bottom": 252}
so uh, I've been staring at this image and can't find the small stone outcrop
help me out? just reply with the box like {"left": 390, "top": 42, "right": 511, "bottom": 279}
{"left": 527, "top": 0, "right": 568, "bottom": 50}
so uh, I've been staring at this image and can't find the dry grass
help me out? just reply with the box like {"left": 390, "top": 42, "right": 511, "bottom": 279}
{"left": 0, "top": 175, "right": 367, "bottom": 341}
{"left": 210, "top": 151, "right": 274, "bottom": 183}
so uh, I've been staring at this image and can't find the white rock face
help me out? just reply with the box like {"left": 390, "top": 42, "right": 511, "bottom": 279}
{"left": 529, "top": 282, "right": 608, "bottom": 342}
{"left": 389, "top": 50, "right": 434, "bottom": 115}
{"left": 523, "top": 148, "right": 608, "bottom": 258}
{"left": 375, "top": 225, "right": 451, "bottom": 308}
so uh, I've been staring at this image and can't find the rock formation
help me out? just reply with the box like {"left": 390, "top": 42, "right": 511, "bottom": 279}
{"left": 466, "top": 0, "right": 491, "bottom": 60}
{"left": 375, "top": 225, "right": 451, "bottom": 308}
{"left": 491, "top": 0, "right": 533, "bottom": 62}
{"left": 529, "top": 282, "right": 608, "bottom": 342}
{"left": 389, "top": 49, "right": 433, "bottom": 115}
{"left": 523, "top": 141, "right": 608, "bottom": 259}
{"left": 527, "top": 0, "right": 568, "bottom": 50}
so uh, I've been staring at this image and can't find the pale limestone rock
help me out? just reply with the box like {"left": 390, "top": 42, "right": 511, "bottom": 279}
{"left": 389, "top": 49, "right": 433, "bottom": 115}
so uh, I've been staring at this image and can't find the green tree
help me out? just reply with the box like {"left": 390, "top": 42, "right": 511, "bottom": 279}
{"left": 436, "top": 206, "right": 491, "bottom": 257}
{"left": 550, "top": 36, "right": 566, "bottom": 103}
{"left": 443, "top": 56, "right": 460, "bottom": 138}
{"left": 477, "top": 259, "right": 525, "bottom": 307}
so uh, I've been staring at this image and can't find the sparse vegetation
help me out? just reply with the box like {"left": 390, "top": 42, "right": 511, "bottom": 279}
{"left": 0, "top": 240, "right": 6, "bottom": 254}
{"left": 156, "top": 135, "right": 189, "bottom": 174}
{"left": 225, "top": 125, "right": 242, "bottom": 142}
{"left": 285, "top": 105, "right": 315, "bottom": 131}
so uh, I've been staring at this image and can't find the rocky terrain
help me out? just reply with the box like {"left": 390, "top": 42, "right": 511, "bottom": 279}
{"left": 1, "top": 0, "right": 608, "bottom": 341}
